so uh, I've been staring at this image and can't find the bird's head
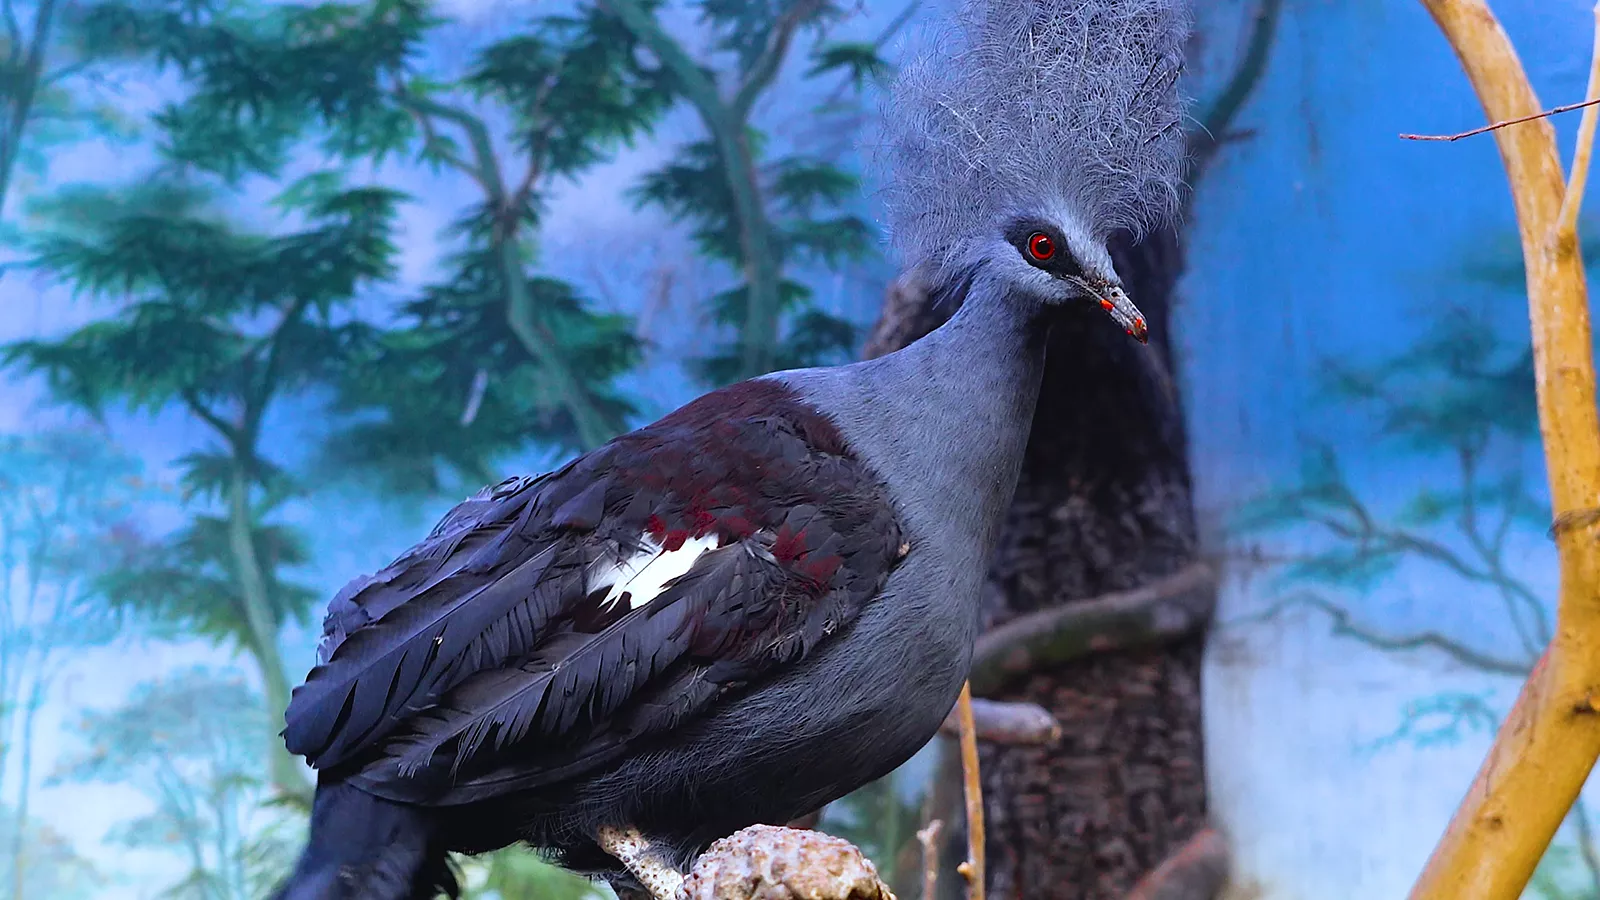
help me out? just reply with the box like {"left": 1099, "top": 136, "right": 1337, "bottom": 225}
{"left": 988, "top": 212, "right": 1146, "bottom": 342}
{"left": 876, "top": 0, "right": 1188, "bottom": 346}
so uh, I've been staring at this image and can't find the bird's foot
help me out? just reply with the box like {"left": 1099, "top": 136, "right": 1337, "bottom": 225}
{"left": 599, "top": 825, "right": 686, "bottom": 900}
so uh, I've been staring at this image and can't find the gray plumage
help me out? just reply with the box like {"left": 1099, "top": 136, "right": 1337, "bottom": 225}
{"left": 876, "top": 0, "right": 1189, "bottom": 280}
{"left": 270, "top": 0, "right": 1190, "bottom": 896}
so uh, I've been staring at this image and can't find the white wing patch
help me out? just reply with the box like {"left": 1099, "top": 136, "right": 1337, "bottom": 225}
{"left": 591, "top": 532, "right": 720, "bottom": 613}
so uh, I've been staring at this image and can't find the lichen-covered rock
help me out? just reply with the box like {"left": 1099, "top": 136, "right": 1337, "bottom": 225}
{"left": 681, "top": 825, "right": 896, "bottom": 900}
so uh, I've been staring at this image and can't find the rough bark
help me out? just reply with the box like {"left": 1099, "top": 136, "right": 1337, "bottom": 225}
{"left": 865, "top": 219, "right": 1211, "bottom": 900}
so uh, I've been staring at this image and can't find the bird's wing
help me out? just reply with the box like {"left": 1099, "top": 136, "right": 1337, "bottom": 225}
{"left": 281, "top": 380, "right": 905, "bottom": 802}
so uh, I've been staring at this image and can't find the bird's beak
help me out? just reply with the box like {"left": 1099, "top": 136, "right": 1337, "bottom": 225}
{"left": 1088, "top": 282, "right": 1148, "bottom": 344}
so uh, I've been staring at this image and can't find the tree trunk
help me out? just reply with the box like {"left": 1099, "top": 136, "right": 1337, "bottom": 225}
{"left": 0, "top": 0, "right": 58, "bottom": 222}
{"left": 225, "top": 469, "right": 310, "bottom": 803}
{"left": 864, "top": 221, "right": 1214, "bottom": 900}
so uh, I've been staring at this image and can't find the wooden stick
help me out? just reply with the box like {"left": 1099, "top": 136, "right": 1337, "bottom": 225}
{"left": 954, "top": 683, "right": 985, "bottom": 900}
{"left": 1406, "top": 1, "right": 1600, "bottom": 898}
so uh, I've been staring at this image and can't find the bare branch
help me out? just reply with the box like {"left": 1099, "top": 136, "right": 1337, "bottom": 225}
{"left": 1122, "top": 827, "right": 1230, "bottom": 900}
{"left": 938, "top": 698, "right": 1061, "bottom": 746}
{"left": 969, "top": 561, "right": 1217, "bottom": 694}
{"left": 1401, "top": 96, "right": 1600, "bottom": 143}
{"left": 240, "top": 296, "right": 314, "bottom": 442}
{"left": 1304, "top": 499, "right": 1548, "bottom": 622}
{"left": 1244, "top": 592, "right": 1531, "bottom": 676}
{"left": 1454, "top": 444, "right": 1546, "bottom": 659}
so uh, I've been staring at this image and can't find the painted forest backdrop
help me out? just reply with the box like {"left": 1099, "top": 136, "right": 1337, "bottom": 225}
{"left": 0, "top": 0, "right": 1593, "bottom": 898}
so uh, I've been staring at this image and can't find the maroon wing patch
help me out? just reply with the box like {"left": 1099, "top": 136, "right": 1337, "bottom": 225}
{"left": 281, "top": 380, "right": 905, "bottom": 803}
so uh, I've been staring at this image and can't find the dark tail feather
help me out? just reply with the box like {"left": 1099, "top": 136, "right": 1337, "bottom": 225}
{"left": 273, "top": 780, "right": 457, "bottom": 900}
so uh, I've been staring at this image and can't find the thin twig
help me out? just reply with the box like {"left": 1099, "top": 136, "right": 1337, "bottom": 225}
{"left": 1401, "top": 96, "right": 1600, "bottom": 143}
{"left": 916, "top": 819, "right": 943, "bottom": 900}
{"left": 954, "top": 683, "right": 984, "bottom": 900}
{"left": 1558, "top": 1, "right": 1600, "bottom": 241}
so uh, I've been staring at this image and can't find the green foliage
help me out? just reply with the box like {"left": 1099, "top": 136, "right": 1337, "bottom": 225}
{"left": 68, "top": 0, "right": 433, "bottom": 180}
{"left": 1319, "top": 305, "right": 1537, "bottom": 452}
{"left": 9, "top": 176, "right": 397, "bottom": 428}
{"left": 92, "top": 513, "right": 318, "bottom": 646}
{"left": 50, "top": 667, "right": 301, "bottom": 899}
{"left": 457, "top": 848, "right": 601, "bottom": 900}
{"left": 85, "top": 0, "right": 671, "bottom": 473}
{"left": 9, "top": 174, "right": 397, "bottom": 416}
{"left": 6, "top": 174, "right": 400, "bottom": 800}
{"left": 459, "top": 9, "right": 672, "bottom": 181}
{"left": 329, "top": 264, "right": 639, "bottom": 493}
{"left": 632, "top": 134, "right": 873, "bottom": 384}
{"left": 806, "top": 40, "right": 889, "bottom": 85}
{"left": 1362, "top": 691, "right": 1499, "bottom": 754}
{"left": 0, "top": 0, "right": 143, "bottom": 229}
{"left": 614, "top": 0, "right": 892, "bottom": 384}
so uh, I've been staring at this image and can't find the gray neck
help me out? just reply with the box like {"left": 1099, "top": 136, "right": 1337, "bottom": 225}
{"left": 771, "top": 271, "right": 1050, "bottom": 556}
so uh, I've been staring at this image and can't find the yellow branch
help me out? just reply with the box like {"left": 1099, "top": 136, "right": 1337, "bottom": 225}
{"left": 1408, "top": 2, "right": 1600, "bottom": 898}
{"left": 1560, "top": 3, "right": 1600, "bottom": 241}
{"left": 954, "top": 682, "right": 986, "bottom": 900}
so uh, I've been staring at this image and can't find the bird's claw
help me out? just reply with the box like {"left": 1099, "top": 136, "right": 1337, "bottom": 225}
{"left": 600, "top": 826, "right": 686, "bottom": 900}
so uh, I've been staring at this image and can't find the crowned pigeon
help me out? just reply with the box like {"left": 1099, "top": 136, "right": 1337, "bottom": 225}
{"left": 272, "top": 0, "right": 1189, "bottom": 895}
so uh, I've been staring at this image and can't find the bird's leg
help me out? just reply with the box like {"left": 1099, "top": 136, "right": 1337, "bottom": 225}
{"left": 598, "top": 825, "right": 685, "bottom": 900}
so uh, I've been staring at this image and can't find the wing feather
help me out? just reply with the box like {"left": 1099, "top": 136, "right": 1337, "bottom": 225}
{"left": 364, "top": 545, "right": 781, "bottom": 793}
{"left": 284, "top": 487, "right": 569, "bottom": 766}
{"left": 284, "top": 384, "right": 906, "bottom": 806}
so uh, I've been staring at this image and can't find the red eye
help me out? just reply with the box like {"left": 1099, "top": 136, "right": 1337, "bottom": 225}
{"left": 1027, "top": 232, "right": 1055, "bottom": 261}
